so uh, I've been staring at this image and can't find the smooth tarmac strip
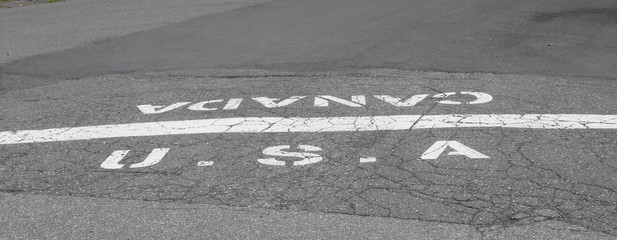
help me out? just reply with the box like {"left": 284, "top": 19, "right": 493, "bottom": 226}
{"left": 1, "top": 114, "right": 616, "bottom": 145}
{"left": 3, "top": 0, "right": 616, "bottom": 79}
{"left": 0, "top": 0, "right": 273, "bottom": 65}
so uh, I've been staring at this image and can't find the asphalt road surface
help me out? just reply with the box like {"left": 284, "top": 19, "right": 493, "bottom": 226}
{"left": 1, "top": 0, "right": 617, "bottom": 239}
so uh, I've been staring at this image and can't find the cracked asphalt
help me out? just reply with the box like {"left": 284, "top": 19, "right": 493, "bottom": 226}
{"left": 1, "top": 0, "right": 617, "bottom": 239}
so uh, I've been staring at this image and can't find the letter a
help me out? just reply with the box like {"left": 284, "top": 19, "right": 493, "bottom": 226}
{"left": 252, "top": 96, "right": 305, "bottom": 108}
{"left": 137, "top": 102, "right": 191, "bottom": 114}
{"left": 421, "top": 141, "right": 489, "bottom": 160}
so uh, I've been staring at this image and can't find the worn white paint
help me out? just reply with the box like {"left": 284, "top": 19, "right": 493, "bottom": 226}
{"left": 432, "top": 92, "right": 493, "bottom": 105}
{"left": 360, "top": 157, "right": 377, "bottom": 163}
{"left": 1, "top": 114, "right": 617, "bottom": 145}
{"left": 101, "top": 150, "right": 130, "bottom": 169}
{"left": 374, "top": 95, "right": 429, "bottom": 107}
{"left": 258, "top": 145, "right": 323, "bottom": 166}
{"left": 100, "top": 148, "right": 170, "bottom": 169}
{"left": 197, "top": 161, "right": 214, "bottom": 166}
{"left": 314, "top": 95, "right": 365, "bottom": 107}
{"left": 421, "top": 141, "right": 489, "bottom": 160}
{"left": 137, "top": 92, "right": 494, "bottom": 114}
{"left": 188, "top": 99, "right": 224, "bottom": 111}
{"left": 137, "top": 102, "right": 191, "bottom": 114}
{"left": 252, "top": 96, "right": 305, "bottom": 108}
{"left": 223, "top": 98, "right": 243, "bottom": 110}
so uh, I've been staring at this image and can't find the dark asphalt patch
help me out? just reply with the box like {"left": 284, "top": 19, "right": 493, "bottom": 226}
{"left": 532, "top": 8, "right": 617, "bottom": 24}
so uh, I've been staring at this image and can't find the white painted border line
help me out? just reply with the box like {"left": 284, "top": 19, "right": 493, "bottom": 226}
{"left": 1, "top": 114, "right": 616, "bottom": 145}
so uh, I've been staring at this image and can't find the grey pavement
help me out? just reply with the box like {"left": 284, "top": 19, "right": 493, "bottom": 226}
{"left": 2, "top": 68, "right": 617, "bottom": 239}
{"left": 1, "top": 0, "right": 617, "bottom": 239}
{"left": 0, "top": 0, "right": 272, "bottom": 65}
{"left": 2, "top": 0, "right": 616, "bottom": 78}
{"left": 1, "top": 192, "right": 613, "bottom": 240}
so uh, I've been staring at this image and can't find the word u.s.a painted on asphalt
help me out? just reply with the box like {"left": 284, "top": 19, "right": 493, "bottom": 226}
{"left": 100, "top": 141, "right": 489, "bottom": 169}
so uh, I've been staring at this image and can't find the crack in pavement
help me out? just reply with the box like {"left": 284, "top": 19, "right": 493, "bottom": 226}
{"left": 2, "top": 130, "right": 617, "bottom": 235}
{"left": 1, "top": 69, "right": 617, "bottom": 236}
{"left": 1, "top": 114, "right": 617, "bottom": 144}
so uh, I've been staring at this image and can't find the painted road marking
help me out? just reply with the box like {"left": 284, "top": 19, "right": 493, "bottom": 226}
{"left": 432, "top": 92, "right": 493, "bottom": 105}
{"left": 253, "top": 96, "right": 306, "bottom": 108}
{"left": 421, "top": 141, "right": 490, "bottom": 160}
{"left": 101, "top": 148, "right": 170, "bottom": 169}
{"left": 137, "top": 92, "right": 493, "bottom": 114}
{"left": 98, "top": 141, "right": 488, "bottom": 169}
{"left": 1, "top": 114, "right": 616, "bottom": 145}
{"left": 360, "top": 157, "right": 377, "bottom": 163}
{"left": 197, "top": 161, "right": 214, "bottom": 166}
{"left": 258, "top": 145, "right": 323, "bottom": 166}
